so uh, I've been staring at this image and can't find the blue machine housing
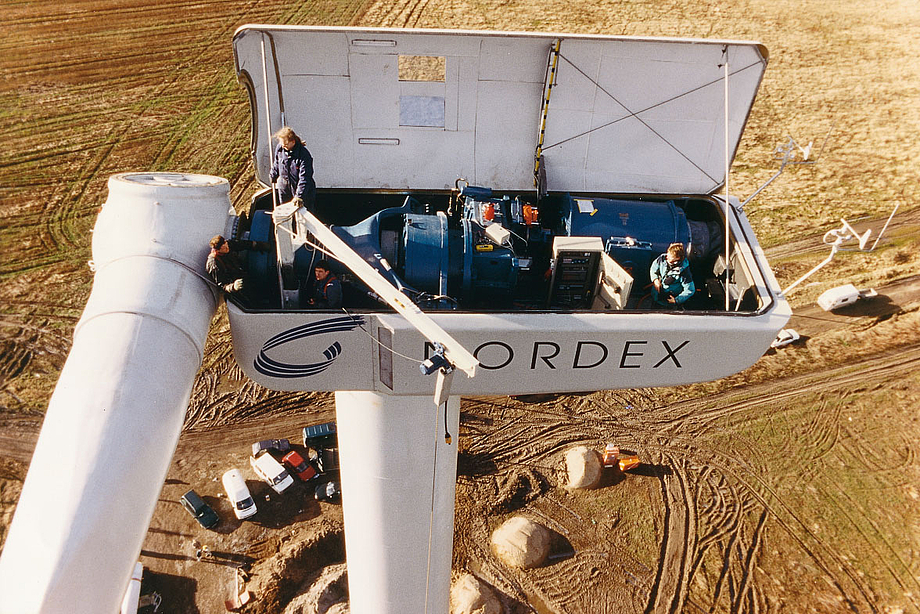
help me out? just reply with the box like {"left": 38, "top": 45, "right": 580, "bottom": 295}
{"left": 562, "top": 195, "right": 692, "bottom": 287}
{"left": 254, "top": 186, "right": 720, "bottom": 311}
{"left": 402, "top": 212, "right": 450, "bottom": 297}
{"left": 459, "top": 219, "right": 518, "bottom": 302}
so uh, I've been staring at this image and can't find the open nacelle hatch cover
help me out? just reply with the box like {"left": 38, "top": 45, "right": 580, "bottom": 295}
{"left": 233, "top": 26, "right": 767, "bottom": 195}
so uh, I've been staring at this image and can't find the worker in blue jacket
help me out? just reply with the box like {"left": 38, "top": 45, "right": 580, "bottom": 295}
{"left": 308, "top": 260, "right": 343, "bottom": 309}
{"left": 270, "top": 126, "right": 316, "bottom": 210}
{"left": 650, "top": 243, "right": 695, "bottom": 306}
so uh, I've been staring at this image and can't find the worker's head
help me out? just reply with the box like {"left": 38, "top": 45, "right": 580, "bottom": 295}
{"left": 274, "top": 126, "right": 300, "bottom": 151}
{"left": 666, "top": 243, "right": 686, "bottom": 265}
{"left": 209, "top": 235, "right": 229, "bottom": 254}
{"left": 314, "top": 259, "right": 332, "bottom": 281}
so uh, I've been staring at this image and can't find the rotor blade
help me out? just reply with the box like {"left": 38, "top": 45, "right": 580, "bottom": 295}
{"left": 276, "top": 204, "right": 478, "bottom": 377}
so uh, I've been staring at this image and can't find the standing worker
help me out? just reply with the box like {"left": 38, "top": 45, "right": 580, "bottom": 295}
{"left": 270, "top": 126, "right": 316, "bottom": 211}
{"left": 649, "top": 242, "right": 695, "bottom": 306}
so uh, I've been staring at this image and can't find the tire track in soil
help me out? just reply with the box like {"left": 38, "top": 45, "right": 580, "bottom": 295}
{"left": 647, "top": 454, "right": 696, "bottom": 614}
{"left": 356, "top": 0, "right": 433, "bottom": 27}
{"left": 528, "top": 492, "right": 652, "bottom": 613}
{"left": 4, "top": 0, "right": 266, "bottom": 274}
{"left": 455, "top": 344, "right": 917, "bottom": 613}
{"left": 646, "top": 435, "right": 881, "bottom": 612}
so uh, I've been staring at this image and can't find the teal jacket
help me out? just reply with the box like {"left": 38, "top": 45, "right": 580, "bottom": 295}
{"left": 649, "top": 254, "right": 695, "bottom": 304}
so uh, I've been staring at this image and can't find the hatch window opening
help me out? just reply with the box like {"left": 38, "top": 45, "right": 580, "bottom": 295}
{"left": 398, "top": 55, "right": 446, "bottom": 82}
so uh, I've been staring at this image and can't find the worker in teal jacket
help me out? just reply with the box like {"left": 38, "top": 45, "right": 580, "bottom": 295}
{"left": 650, "top": 243, "right": 695, "bottom": 306}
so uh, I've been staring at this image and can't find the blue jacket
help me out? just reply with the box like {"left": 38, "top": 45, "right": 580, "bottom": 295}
{"left": 650, "top": 254, "right": 695, "bottom": 304}
{"left": 313, "top": 274, "right": 342, "bottom": 309}
{"left": 271, "top": 142, "right": 316, "bottom": 206}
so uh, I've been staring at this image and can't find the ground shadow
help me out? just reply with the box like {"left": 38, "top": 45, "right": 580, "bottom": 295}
{"left": 830, "top": 293, "right": 899, "bottom": 318}
{"left": 458, "top": 450, "right": 498, "bottom": 478}
{"left": 596, "top": 467, "right": 627, "bottom": 489}
{"left": 197, "top": 549, "right": 256, "bottom": 569}
{"left": 460, "top": 410, "right": 494, "bottom": 427}
{"left": 140, "top": 571, "right": 198, "bottom": 613}
{"left": 627, "top": 463, "right": 672, "bottom": 478}
{"left": 140, "top": 549, "right": 196, "bottom": 562}
{"left": 210, "top": 496, "right": 243, "bottom": 534}
{"left": 246, "top": 479, "right": 322, "bottom": 530}
{"left": 147, "top": 526, "right": 193, "bottom": 538}
{"left": 546, "top": 529, "right": 576, "bottom": 565}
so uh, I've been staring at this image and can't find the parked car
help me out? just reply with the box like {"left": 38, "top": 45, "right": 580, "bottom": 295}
{"left": 315, "top": 480, "right": 341, "bottom": 502}
{"left": 282, "top": 450, "right": 318, "bottom": 481}
{"left": 312, "top": 446, "right": 340, "bottom": 474}
{"left": 771, "top": 328, "right": 800, "bottom": 349}
{"left": 817, "top": 284, "right": 877, "bottom": 311}
{"left": 302, "top": 422, "right": 337, "bottom": 448}
{"left": 179, "top": 489, "right": 220, "bottom": 529}
{"left": 222, "top": 469, "right": 257, "bottom": 520}
{"left": 250, "top": 452, "right": 295, "bottom": 494}
{"left": 251, "top": 439, "right": 291, "bottom": 457}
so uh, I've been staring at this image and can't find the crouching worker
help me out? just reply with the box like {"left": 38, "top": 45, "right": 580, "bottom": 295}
{"left": 206, "top": 235, "right": 267, "bottom": 300}
{"left": 307, "top": 259, "right": 342, "bottom": 309}
{"left": 650, "top": 243, "right": 695, "bottom": 306}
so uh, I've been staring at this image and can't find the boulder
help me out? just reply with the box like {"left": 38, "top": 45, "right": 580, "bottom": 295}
{"left": 490, "top": 516, "right": 550, "bottom": 569}
{"left": 450, "top": 572, "right": 501, "bottom": 614}
{"left": 564, "top": 445, "right": 602, "bottom": 490}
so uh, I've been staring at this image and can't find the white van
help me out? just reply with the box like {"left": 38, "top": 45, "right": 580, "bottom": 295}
{"left": 250, "top": 453, "right": 294, "bottom": 494}
{"left": 222, "top": 468, "right": 257, "bottom": 520}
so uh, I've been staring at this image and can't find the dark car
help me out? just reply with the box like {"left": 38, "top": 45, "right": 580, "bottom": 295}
{"left": 309, "top": 446, "right": 340, "bottom": 474}
{"left": 315, "top": 480, "right": 341, "bottom": 502}
{"left": 302, "top": 422, "right": 337, "bottom": 448}
{"left": 251, "top": 439, "right": 291, "bottom": 457}
{"left": 282, "top": 450, "right": 318, "bottom": 481}
{"left": 180, "top": 490, "right": 220, "bottom": 529}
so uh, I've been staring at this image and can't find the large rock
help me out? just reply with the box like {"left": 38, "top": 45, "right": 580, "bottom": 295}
{"left": 490, "top": 516, "right": 551, "bottom": 569}
{"left": 564, "top": 445, "right": 602, "bottom": 490}
{"left": 282, "top": 563, "right": 349, "bottom": 614}
{"left": 450, "top": 572, "right": 501, "bottom": 614}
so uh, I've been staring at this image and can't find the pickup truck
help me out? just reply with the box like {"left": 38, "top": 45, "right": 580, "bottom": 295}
{"left": 250, "top": 452, "right": 294, "bottom": 494}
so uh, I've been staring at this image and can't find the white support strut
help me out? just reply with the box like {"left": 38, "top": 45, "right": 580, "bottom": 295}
{"left": 272, "top": 203, "right": 479, "bottom": 377}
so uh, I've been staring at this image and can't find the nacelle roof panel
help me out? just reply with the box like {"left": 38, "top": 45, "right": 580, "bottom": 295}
{"left": 234, "top": 26, "right": 767, "bottom": 194}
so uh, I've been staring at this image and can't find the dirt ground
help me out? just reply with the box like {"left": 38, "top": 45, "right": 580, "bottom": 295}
{"left": 2, "top": 0, "right": 920, "bottom": 612}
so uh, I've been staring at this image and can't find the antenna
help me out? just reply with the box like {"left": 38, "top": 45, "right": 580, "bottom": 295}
{"left": 839, "top": 218, "right": 872, "bottom": 250}
{"left": 741, "top": 122, "right": 836, "bottom": 209}
{"left": 782, "top": 208, "right": 893, "bottom": 296}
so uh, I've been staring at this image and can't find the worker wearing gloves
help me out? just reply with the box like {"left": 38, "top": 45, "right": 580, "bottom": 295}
{"left": 206, "top": 235, "right": 268, "bottom": 300}
{"left": 270, "top": 126, "right": 316, "bottom": 211}
{"left": 650, "top": 242, "right": 695, "bottom": 306}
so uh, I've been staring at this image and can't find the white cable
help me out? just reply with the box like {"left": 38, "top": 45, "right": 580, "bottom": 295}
{"left": 341, "top": 307, "right": 427, "bottom": 364}
{"left": 260, "top": 35, "right": 277, "bottom": 211}
{"left": 723, "top": 46, "right": 731, "bottom": 312}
